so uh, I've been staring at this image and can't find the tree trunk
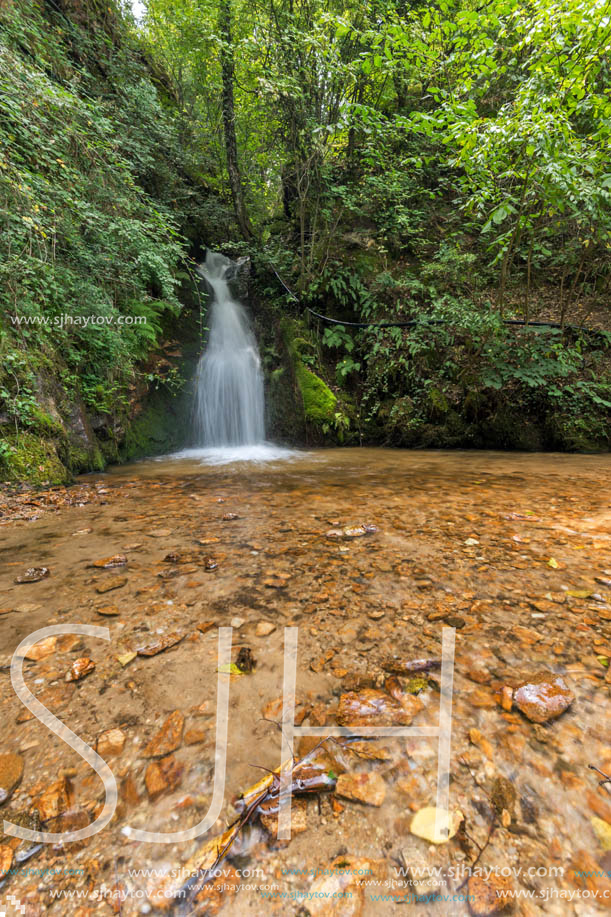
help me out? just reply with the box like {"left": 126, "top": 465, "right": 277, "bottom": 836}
{"left": 218, "top": 0, "right": 252, "bottom": 239}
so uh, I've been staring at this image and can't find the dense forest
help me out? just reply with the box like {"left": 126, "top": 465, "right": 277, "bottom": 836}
{"left": 1, "top": 0, "right": 610, "bottom": 483}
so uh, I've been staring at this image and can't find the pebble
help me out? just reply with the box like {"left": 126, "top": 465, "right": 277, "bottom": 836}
{"left": 65, "top": 657, "right": 96, "bottom": 682}
{"left": 97, "top": 728, "right": 126, "bottom": 757}
{"left": 336, "top": 772, "right": 386, "bottom": 807}
{"left": 256, "top": 621, "right": 276, "bottom": 636}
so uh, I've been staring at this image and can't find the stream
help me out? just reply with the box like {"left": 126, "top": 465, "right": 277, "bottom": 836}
{"left": 0, "top": 447, "right": 610, "bottom": 914}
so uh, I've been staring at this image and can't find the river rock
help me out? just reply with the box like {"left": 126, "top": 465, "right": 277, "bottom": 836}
{"left": 338, "top": 689, "right": 416, "bottom": 727}
{"left": 91, "top": 554, "right": 127, "bottom": 568}
{"left": 0, "top": 844, "right": 13, "bottom": 878}
{"left": 514, "top": 672, "right": 574, "bottom": 723}
{"left": 33, "top": 777, "right": 70, "bottom": 820}
{"left": 145, "top": 754, "right": 183, "bottom": 800}
{"left": 336, "top": 772, "right": 386, "bottom": 807}
{"left": 467, "top": 875, "right": 512, "bottom": 914}
{"left": 256, "top": 621, "right": 276, "bottom": 636}
{"left": 144, "top": 711, "right": 184, "bottom": 757}
{"left": 97, "top": 728, "right": 126, "bottom": 757}
{"left": 19, "top": 636, "right": 57, "bottom": 661}
{"left": 0, "top": 753, "right": 24, "bottom": 801}
{"left": 95, "top": 577, "right": 127, "bottom": 593}
{"left": 65, "top": 657, "right": 96, "bottom": 682}
{"left": 14, "top": 566, "right": 50, "bottom": 584}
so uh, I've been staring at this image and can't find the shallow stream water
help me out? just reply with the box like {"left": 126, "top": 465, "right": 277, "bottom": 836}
{"left": 0, "top": 448, "right": 610, "bottom": 915}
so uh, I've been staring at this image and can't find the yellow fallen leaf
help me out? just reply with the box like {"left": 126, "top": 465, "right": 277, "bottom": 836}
{"left": 217, "top": 662, "right": 244, "bottom": 675}
{"left": 591, "top": 817, "right": 611, "bottom": 851}
{"left": 548, "top": 558, "right": 559, "bottom": 569}
{"left": 566, "top": 589, "right": 592, "bottom": 598}
{"left": 410, "top": 806, "right": 463, "bottom": 844}
{"left": 116, "top": 652, "right": 136, "bottom": 667}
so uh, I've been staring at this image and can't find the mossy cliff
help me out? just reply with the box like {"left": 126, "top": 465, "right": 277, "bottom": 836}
{"left": 269, "top": 317, "right": 350, "bottom": 445}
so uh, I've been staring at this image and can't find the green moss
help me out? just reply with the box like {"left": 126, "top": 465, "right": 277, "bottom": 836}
{"left": 279, "top": 317, "right": 337, "bottom": 430}
{"left": 404, "top": 676, "right": 429, "bottom": 694}
{"left": 0, "top": 433, "right": 70, "bottom": 485}
{"left": 65, "top": 442, "right": 104, "bottom": 474}
{"left": 28, "top": 407, "right": 63, "bottom": 436}
{"left": 295, "top": 363, "right": 337, "bottom": 425}
{"left": 427, "top": 386, "right": 449, "bottom": 419}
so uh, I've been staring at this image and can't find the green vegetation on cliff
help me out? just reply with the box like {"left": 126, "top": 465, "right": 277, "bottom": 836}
{"left": 0, "top": 0, "right": 216, "bottom": 482}
{"left": 1, "top": 0, "right": 610, "bottom": 481}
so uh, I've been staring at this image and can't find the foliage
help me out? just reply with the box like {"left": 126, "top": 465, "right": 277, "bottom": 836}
{"left": 0, "top": 0, "right": 206, "bottom": 459}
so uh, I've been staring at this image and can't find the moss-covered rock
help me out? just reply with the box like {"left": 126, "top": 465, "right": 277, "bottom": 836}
{"left": 277, "top": 316, "right": 341, "bottom": 441}
{"left": 294, "top": 362, "right": 337, "bottom": 425}
{"left": 0, "top": 433, "right": 70, "bottom": 485}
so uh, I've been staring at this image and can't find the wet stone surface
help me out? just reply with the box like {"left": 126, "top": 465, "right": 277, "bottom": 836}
{"left": 0, "top": 448, "right": 609, "bottom": 914}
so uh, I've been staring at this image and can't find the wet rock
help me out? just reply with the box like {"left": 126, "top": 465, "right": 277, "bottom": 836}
{"left": 410, "top": 806, "right": 463, "bottom": 844}
{"left": 336, "top": 772, "right": 386, "bottom": 807}
{"left": 0, "top": 844, "right": 13, "bottom": 878}
{"left": 263, "top": 574, "right": 290, "bottom": 588}
{"left": 97, "top": 728, "right": 126, "bottom": 757}
{"left": 491, "top": 776, "right": 517, "bottom": 818}
{"left": 326, "top": 524, "right": 378, "bottom": 539}
{"left": 144, "top": 711, "right": 184, "bottom": 757}
{"left": 14, "top": 566, "right": 50, "bottom": 584}
{"left": 469, "top": 728, "right": 494, "bottom": 759}
{"left": 90, "top": 554, "right": 127, "bottom": 568}
{"left": 338, "top": 689, "right": 418, "bottom": 727}
{"left": 137, "top": 631, "right": 184, "bottom": 656}
{"left": 236, "top": 646, "right": 255, "bottom": 673}
{"left": 222, "top": 513, "right": 239, "bottom": 521}
{"left": 256, "top": 621, "right": 276, "bottom": 636}
{"left": 467, "top": 875, "right": 512, "bottom": 915}
{"left": 33, "top": 777, "right": 70, "bottom": 820}
{"left": 95, "top": 577, "right": 127, "bottom": 593}
{"left": 500, "top": 686, "right": 513, "bottom": 712}
{"left": 19, "top": 636, "right": 57, "bottom": 661}
{"left": 149, "top": 528, "right": 172, "bottom": 537}
{"left": 230, "top": 617, "right": 245, "bottom": 628}
{"left": 0, "top": 753, "right": 24, "bottom": 801}
{"left": 65, "top": 657, "right": 96, "bottom": 682}
{"left": 96, "top": 604, "right": 120, "bottom": 616}
{"left": 145, "top": 754, "right": 183, "bottom": 800}
{"left": 311, "top": 649, "right": 336, "bottom": 673}
{"left": 514, "top": 672, "right": 574, "bottom": 723}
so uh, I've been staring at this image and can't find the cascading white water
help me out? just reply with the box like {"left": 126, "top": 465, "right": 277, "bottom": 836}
{"left": 194, "top": 251, "right": 265, "bottom": 447}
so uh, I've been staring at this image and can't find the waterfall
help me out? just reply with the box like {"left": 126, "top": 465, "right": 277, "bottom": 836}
{"left": 194, "top": 251, "right": 265, "bottom": 447}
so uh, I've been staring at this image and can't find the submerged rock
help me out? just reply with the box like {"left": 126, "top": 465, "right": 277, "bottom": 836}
{"left": 336, "top": 772, "right": 386, "bottom": 807}
{"left": 513, "top": 672, "right": 574, "bottom": 723}
{"left": 144, "top": 711, "right": 184, "bottom": 758}
{"left": 0, "top": 753, "right": 24, "bottom": 802}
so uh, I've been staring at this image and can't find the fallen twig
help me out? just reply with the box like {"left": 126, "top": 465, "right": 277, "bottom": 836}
{"left": 589, "top": 764, "right": 611, "bottom": 796}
